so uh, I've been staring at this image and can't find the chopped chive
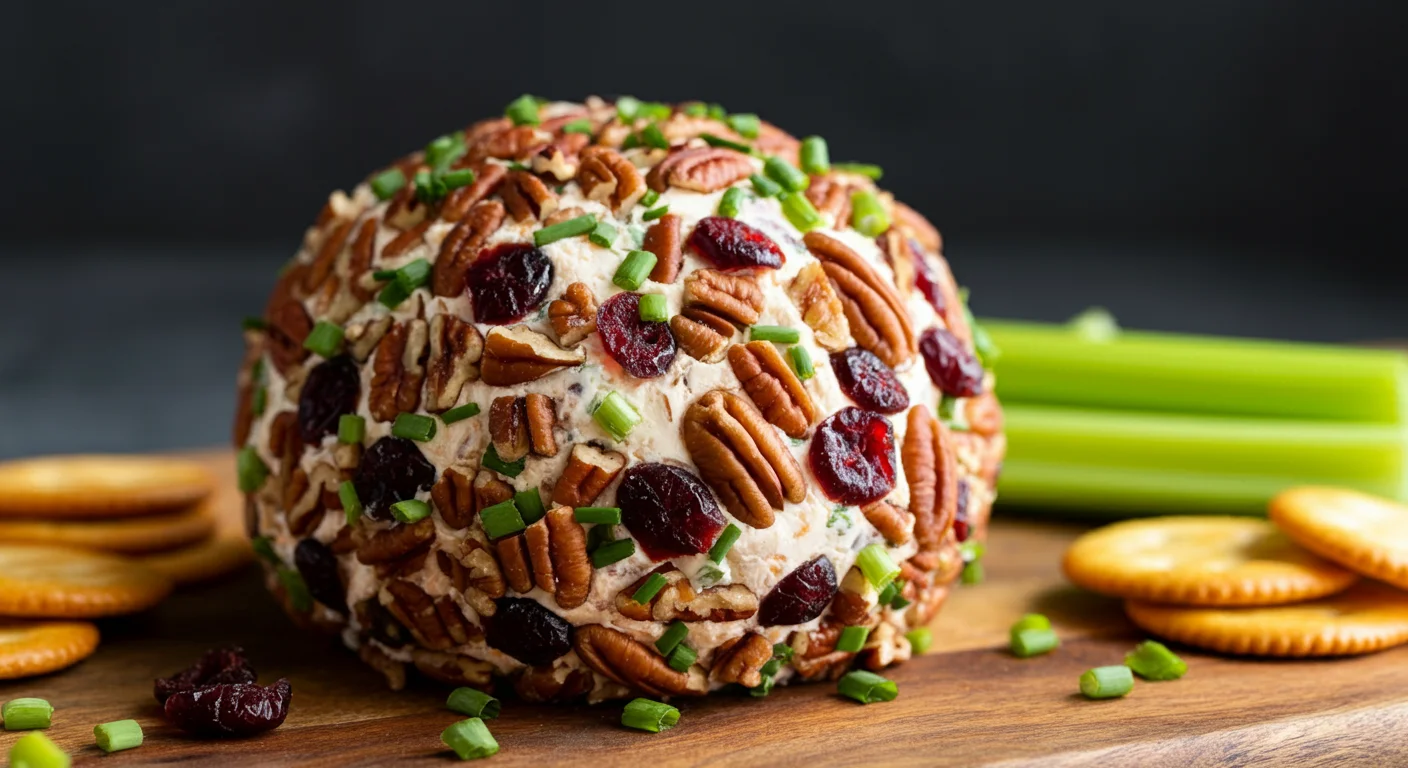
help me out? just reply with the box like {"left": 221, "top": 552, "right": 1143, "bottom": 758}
{"left": 959, "top": 540, "right": 985, "bottom": 563}
{"left": 779, "top": 191, "right": 823, "bottom": 232}
{"left": 683, "top": 102, "right": 708, "bottom": 117}
{"left": 789, "top": 345, "right": 815, "bottom": 380}
{"left": 480, "top": 499, "right": 526, "bottom": 540}
{"left": 370, "top": 168, "right": 407, "bottom": 200}
{"left": 303, "top": 321, "right": 345, "bottom": 358}
{"left": 613, "top": 250, "right": 657, "bottom": 291}
{"left": 640, "top": 189, "right": 660, "bottom": 208}
{"left": 642, "top": 205, "right": 669, "bottom": 221}
{"left": 587, "top": 523, "right": 617, "bottom": 552}
{"left": 749, "top": 324, "right": 800, "bottom": 344}
{"left": 666, "top": 643, "right": 697, "bottom": 672}
{"left": 750, "top": 173, "right": 782, "bottom": 197}
{"left": 447, "top": 688, "right": 501, "bottom": 720}
{"left": 391, "top": 412, "right": 437, "bottom": 442}
{"left": 441, "top": 402, "right": 481, "bottom": 424}
{"left": 591, "top": 537, "right": 636, "bottom": 568}
{"left": 615, "top": 96, "right": 643, "bottom": 121}
{"left": 800, "top": 136, "right": 830, "bottom": 174}
{"left": 514, "top": 488, "right": 546, "bottom": 525}
{"left": 718, "top": 186, "right": 746, "bottom": 218}
{"left": 638, "top": 293, "right": 668, "bottom": 323}
{"left": 533, "top": 214, "right": 597, "bottom": 247}
{"left": 961, "top": 560, "right": 985, "bottom": 585}
{"left": 764, "top": 156, "right": 809, "bottom": 193}
{"left": 482, "top": 444, "right": 526, "bottom": 477}
{"left": 7, "top": 732, "right": 68, "bottom": 768}
{"left": 334, "top": 414, "right": 363, "bottom": 444}
{"left": 93, "top": 719, "right": 143, "bottom": 753}
{"left": 277, "top": 566, "right": 312, "bottom": 612}
{"left": 1011, "top": 627, "right": 1060, "bottom": 658}
{"left": 414, "top": 170, "right": 450, "bottom": 204}
{"left": 1125, "top": 640, "right": 1187, "bottom": 681}
{"left": 377, "top": 280, "right": 412, "bottom": 309}
{"left": 574, "top": 507, "right": 622, "bottom": 525}
{"left": 2, "top": 698, "right": 53, "bottom": 730}
{"left": 339, "top": 480, "right": 363, "bottom": 525}
{"left": 505, "top": 94, "right": 541, "bottom": 126}
{"left": 632, "top": 573, "right": 669, "bottom": 604}
{"left": 441, "top": 717, "right": 499, "bottom": 760}
{"left": 251, "top": 386, "right": 267, "bottom": 417}
{"left": 655, "top": 621, "right": 689, "bottom": 655}
{"left": 425, "top": 133, "right": 466, "bottom": 169}
{"left": 592, "top": 391, "right": 642, "bottom": 441}
{"left": 726, "top": 113, "right": 760, "bottom": 139}
{"left": 1080, "top": 666, "right": 1134, "bottom": 699}
{"left": 773, "top": 643, "right": 795, "bottom": 663}
{"left": 621, "top": 132, "right": 643, "bottom": 150}
{"left": 562, "top": 118, "right": 594, "bottom": 135}
{"left": 237, "top": 446, "right": 269, "bottom": 492}
{"left": 856, "top": 543, "right": 900, "bottom": 590}
{"left": 837, "top": 670, "right": 898, "bottom": 704}
{"left": 641, "top": 123, "right": 669, "bottom": 150}
{"left": 836, "top": 625, "right": 871, "bottom": 653}
{"left": 394, "top": 258, "right": 432, "bottom": 292}
{"left": 708, "top": 103, "right": 727, "bottom": 120}
{"left": 589, "top": 221, "right": 618, "bottom": 248}
{"left": 638, "top": 102, "right": 672, "bottom": 121}
{"left": 707, "top": 523, "right": 741, "bottom": 563}
{"left": 1011, "top": 613, "right": 1052, "bottom": 635}
{"left": 701, "top": 133, "right": 752, "bottom": 153}
{"left": 696, "top": 563, "right": 723, "bottom": 587}
{"left": 391, "top": 499, "right": 431, "bottom": 524}
{"left": 905, "top": 627, "right": 933, "bottom": 655}
{"left": 877, "top": 580, "right": 899, "bottom": 606}
{"left": 850, "top": 190, "right": 891, "bottom": 237}
{"left": 440, "top": 168, "right": 476, "bottom": 190}
{"left": 241, "top": 316, "right": 267, "bottom": 331}
{"left": 885, "top": 580, "right": 911, "bottom": 608}
{"left": 506, "top": 161, "right": 531, "bottom": 172}
{"left": 832, "top": 162, "right": 883, "bottom": 180}
{"left": 251, "top": 535, "right": 280, "bottom": 564}
{"left": 621, "top": 698, "right": 680, "bottom": 733}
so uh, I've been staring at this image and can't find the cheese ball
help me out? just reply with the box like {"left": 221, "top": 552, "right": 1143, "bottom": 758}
{"left": 234, "top": 96, "right": 1005, "bottom": 701}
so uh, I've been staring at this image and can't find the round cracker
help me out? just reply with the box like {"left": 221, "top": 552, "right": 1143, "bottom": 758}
{"left": 0, "top": 544, "right": 173, "bottom": 617}
{"left": 1126, "top": 582, "right": 1408, "bottom": 657}
{"left": 1063, "top": 516, "right": 1358, "bottom": 606}
{"left": 0, "top": 504, "right": 215, "bottom": 554}
{"left": 0, "top": 455, "right": 214, "bottom": 518}
{"left": 1269, "top": 486, "right": 1408, "bottom": 590}
{"left": 138, "top": 535, "right": 255, "bottom": 585}
{"left": 0, "top": 620, "right": 100, "bottom": 679}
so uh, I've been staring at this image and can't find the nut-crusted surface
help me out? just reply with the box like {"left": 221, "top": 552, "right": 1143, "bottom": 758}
{"left": 682, "top": 390, "right": 805, "bottom": 529}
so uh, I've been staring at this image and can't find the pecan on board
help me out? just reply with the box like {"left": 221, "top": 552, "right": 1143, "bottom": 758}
{"left": 681, "top": 390, "right": 805, "bottom": 529}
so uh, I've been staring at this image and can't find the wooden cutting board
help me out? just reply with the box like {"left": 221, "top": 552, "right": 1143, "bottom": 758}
{"left": 1, "top": 452, "right": 1405, "bottom": 766}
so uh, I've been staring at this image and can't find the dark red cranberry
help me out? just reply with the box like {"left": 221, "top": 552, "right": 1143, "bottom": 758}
{"left": 486, "top": 598, "right": 572, "bottom": 666}
{"left": 617, "top": 463, "right": 727, "bottom": 560}
{"left": 688, "top": 216, "right": 785, "bottom": 271}
{"left": 164, "top": 679, "right": 292, "bottom": 737}
{"left": 352, "top": 437, "right": 436, "bottom": 520}
{"left": 294, "top": 538, "right": 346, "bottom": 614}
{"left": 296, "top": 355, "right": 361, "bottom": 443}
{"left": 758, "top": 556, "right": 838, "bottom": 626}
{"left": 913, "top": 257, "right": 948, "bottom": 316}
{"left": 830, "top": 348, "right": 909, "bottom": 414}
{"left": 597, "top": 292, "right": 677, "bottom": 378}
{"left": 919, "top": 327, "right": 985, "bottom": 397}
{"left": 953, "top": 479, "right": 972, "bottom": 542}
{"left": 809, "top": 408, "right": 897, "bottom": 505}
{"left": 468, "top": 243, "right": 553, "bottom": 324}
{"left": 154, "top": 647, "right": 257, "bottom": 704}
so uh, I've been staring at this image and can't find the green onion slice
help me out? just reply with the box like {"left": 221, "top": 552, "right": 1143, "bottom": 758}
{"left": 505, "top": 94, "right": 541, "bottom": 126}
{"left": 592, "top": 391, "right": 642, "bottom": 441}
{"left": 750, "top": 173, "right": 782, "bottom": 197}
{"left": 640, "top": 189, "right": 660, "bottom": 208}
{"left": 338, "top": 480, "right": 363, "bottom": 526}
{"left": 642, "top": 205, "right": 669, "bottom": 222}
{"left": 641, "top": 124, "right": 669, "bottom": 150}
{"left": 638, "top": 293, "right": 668, "bottom": 323}
{"left": 481, "top": 444, "right": 526, "bottom": 478}
{"left": 514, "top": 488, "right": 546, "bottom": 525}
{"left": 718, "top": 186, "right": 747, "bottom": 218}
{"left": 855, "top": 543, "right": 900, "bottom": 589}
{"left": 237, "top": 446, "right": 269, "bottom": 493}
{"left": 8, "top": 732, "right": 68, "bottom": 768}
{"left": 832, "top": 162, "right": 883, "bottom": 180}
{"left": 574, "top": 507, "right": 622, "bottom": 525}
{"left": 533, "top": 214, "right": 597, "bottom": 247}
{"left": 390, "top": 499, "right": 431, "bottom": 524}
{"left": 277, "top": 566, "right": 313, "bottom": 612}
{"left": 621, "top": 698, "right": 680, "bottom": 733}
{"left": 763, "top": 156, "right": 809, "bottom": 193}
{"left": 2, "top": 698, "right": 53, "bottom": 730}
{"left": 370, "top": 168, "right": 407, "bottom": 200}
{"left": 726, "top": 113, "right": 760, "bottom": 138}
{"left": 1010, "top": 613, "right": 1052, "bottom": 634}
{"left": 590, "top": 537, "right": 636, "bottom": 568}
{"left": 836, "top": 625, "right": 871, "bottom": 653}
{"left": 707, "top": 523, "right": 741, "bottom": 563}
{"left": 391, "top": 413, "right": 437, "bottom": 442}
{"left": 480, "top": 499, "right": 526, "bottom": 540}
{"left": 701, "top": 133, "right": 752, "bottom": 153}
{"left": 631, "top": 573, "right": 669, "bottom": 605}
{"left": 337, "top": 414, "right": 365, "bottom": 444}
{"left": 251, "top": 535, "right": 280, "bottom": 565}
{"left": 440, "top": 402, "right": 481, "bottom": 424}
{"left": 446, "top": 688, "right": 501, "bottom": 720}
{"left": 961, "top": 560, "right": 985, "bottom": 585}
{"left": 303, "top": 321, "right": 345, "bottom": 358}
{"left": 666, "top": 643, "right": 697, "bottom": 672}
{"left": 905, "top": 627, "right": 933, "bottom": 655}
{"left": 749, "top": 325, "right": 800, "bottom": 344}
{"left": 93, "top": 719, "right": 143, "bottom": 753}
{"left": 1125, "top": 640, "right": 1187, "bottom": 681}
{"left": 613, "top": 250, "right": 658, "bottom": 291}
{"left": 655, "top": 621, "right": 689, "bottom": 655}
{"left": 850, "top": 190, "right": 891, "bottom": 237}
{"left": 779, "top": 191, "right": 823, "bottom": 232}
{"left": 1080, "top": 665, "right": 1134, "bottom": 699}
{"left": 589, "top": 220, "right": 618, "bottom": 248}
{"left": 837, "top": 670, "right": 898, "bottom": 704}
{"left": 1010, "top": 627, "right": 1060, "bottom": 658}
{"left": 788, "top": 345, "right": 815, "bottom": 380}
{"left": 562, "top": 118, "right": 594, "bottom": 135}
{"left": 441, "top": 717, "right": 499, "bottom": 760}
{"left": 800, "top": 136, "right": 830, "bottom": 174}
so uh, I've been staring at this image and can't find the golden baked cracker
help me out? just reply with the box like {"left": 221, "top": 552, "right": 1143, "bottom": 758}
{"left": 1269, "top": 486, "right": 1408, "bottom": 590}
{"left": 0, "top": 455, "right": 213, "bottom": 518}
{"left": 0, "top": 620, "right": 100, "bottom": 679}
{"left": 1063, "top": 516, "right": 1358, "bottom": 606}
{"left": 0, "top": 504, "right": 215, "bottom": 554}
{"left": 1125, "top": 582, "right": 1408, "bottom": 657}
{"left": 139, "top": 535, "right": 254, "bottom": 585}
{"left": 0, "top": 544, "right": 173, "bottom": 617}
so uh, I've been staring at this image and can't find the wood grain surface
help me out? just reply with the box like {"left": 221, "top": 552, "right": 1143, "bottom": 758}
{"left": 0, "top": 453, "right": 1405, "bottom": 767}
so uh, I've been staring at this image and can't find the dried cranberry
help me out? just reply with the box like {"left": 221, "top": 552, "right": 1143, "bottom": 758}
{"left": 485, "top": 598, "right": 572, "bottom": 666}
{"left": 919, "top": 327, "right": 985, "bottom": 397}
{"left": 688, "top": 216, "right": 785, "bottom": 271}
{"left": 352, "top": 437, "right": 436, "bottom": 520}
{"left": 758, "top": 556, "right": 838, "bottom": 626}
{"left": 809, "top": 408, "right": 897, "bottom": 505}
{"left": 913, "top": 256, "right": 948, "bottom": 315}
{"left": 617, "top": 463, "right": 726, "bottom": 560}
{"left": 597, "top": 292, "right": 677, "bottom": 378}
{"left": 154, "top": 647, "right": 257, "bottom": 704}
{"left": 467, "top": 243, "right": 553, "bottom": 324}
{"left": 294, "top": 538, "right": 346, "bottom": 614}
{"left": 953, "top": 479, "right": 972, "bottom": 542}
{"left": 164, "top": 679, "right": 292, "bottom": 737}
{"left": 830, "top": 348, "right": 910, "bottom": 414}
{"left": 296, "top": 355, "right": 361, "bottom": 443}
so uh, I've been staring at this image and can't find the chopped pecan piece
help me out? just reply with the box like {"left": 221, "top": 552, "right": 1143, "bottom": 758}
{"left": 441, "top": 163, "right": 507, "bottom": 223}
{"left": 368, "top": 319, "right": 428, "bottom": 422}
{"left": 489, "top": 396, "right": 530, "bottom": 463}
{"left": 264, "top": 269, "right": 312, "bottom": 374}
{"left": 859, "top": 621, "right": 912, "bottom": 671}
{"left": 531, "top": 133, "right": 590, "bottom": 181}
{"left": 382, "top": 220, "right": 431, "bottom": 260}
{"left": 830, "top": 566, "right": 879, "bottom": 626}
{"left": 711, "top": 633, "right": 772, "bottom": 688}
{"left": 468, "top": 124, "right": 548, "bottom": 164}
{"left": 474, "top": 470, "right": 514, "bottom": 508}
{"left": 572, "top": 625, "right": 703, "bottom": 697}
{"left": 681, "top": 390, "right": 805, "bottom": 528}
{"left": 346, "top": 316, "right": 392, "bottom": 362}
{"left": 551, "top": 444, "right": 626, "bottom": 507}
{"left": 806, "top": 232, "right": 914, "bottom": 367}
{"left": 902, "top": 405, "right": 958, "bottom": 553}
{"left": 670, "top": 310, "right": 733, "bottom": 363}
{"left": 789, "top": 622, "right": 853, "bottom": 681}
{"left": 283, "top": 462, "right": 340, "bottom": 536}
{"left": 359, "top": 644, "right": 407, "bottom": 691}
{"left": 434, "top": 200, "right": 506, "bottom": 297}
{"left": 788, "top": 262, "right": 852, "bottom": 352}
{"left": 642, "top": 213, "right": 683, "bottom": 283}
{"left": 480, "top": 326, "right": 586, "bottom": 386}
{"left": 804, "top": 173, "right": 862, "bottom": 228}
{"left": 683, "top": 269, "right": 764, "bottom": 326}
{"left": 646, "top": 147, "right": 753, "bottom": 193}
{"left": 964, "top": 391, "right": 1004, "bottom": 437}
{"left": 617, "top": 567, "right": 759, "bottom": 622}
{"left": 576, "top": 147, "right": 646, "bottom": 211}
{"left": 515, "top": 667, "right": 593, "bottom": 703}
{"left": 547, "top": 282, "right": 598, "bottom": 348}
{"left": 497, "top": 506, "right": 592, "bottom": 610}
{"left": 383, "top": 580, "right": 475, "bottom": 651}
{"left": 892, "top": 200, "right": 943, "bottom": 254}
{"left": 436, "top": 544, "right": 505, "bottom": 618}
{"left": 384, "top": 184, "right": 429, "bottom": 231}
{"left": 501, "top": 170, "right": 559, "bottom": 222}
{"left": 727, "top": 341, "right": 819, "bottom": 438}
{"left": 413, "top": 649, "right": 493, "bottom": 688}
{"left": 424, "top": 315, "right": 483, "bottom": 413}
{"left": 431, "top": 467, "right": 475, "bottom": 529}
{"left": 544, "top": 206, "right": 586, "bottom": 227}
{"left": 862, "top": 499, "right": 913, "bottom": 546}
{"left": 524, "top": 394, "right": 559, "bottom": 457}
{"left": 355, "top": 518, "right": 437, "bottom": 564}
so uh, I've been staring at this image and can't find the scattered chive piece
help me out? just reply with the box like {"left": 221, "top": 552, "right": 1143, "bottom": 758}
{"left": 850, "top": 190, "right": 891, "bottom": 237}
{"left": 800, "top": 136, "right": 830, "bottom": 174}
{"left": 441, "top": 717, "right": 499, "bottom": 760}
{"left": 481, "top": 444, "right": 526, "bottom": 477}
{"left": 750, "top": 173, "right": 782, "bottom": 197}
{"left": 2, "top": 698, "right": 53, "bottom": 730}
{"left": 377, "top": 280, "right": 412, "bottom": 309}
{"left": 591, "top": 537, "right": 636, "bottom": 568}
{"left": 440, "top": 168, "right": 476, "bottom": 190}
{"left": 370, "top": 168, "right": 406, "bottom": 200}
{"left": 642, "top": 205, "right": 669, "bottom": 221}
{"left": 574, "top": 507, "right": 622, "bottom": 525}
{"left": 779, "top": 191, "right": 823, "bottom": 232}
{"left": 836, "top": 625, "right": 871, "bottom": 653}
{"left": 640, "top": 189, "right": 660, "bottom": 208}
{"left": 622, "top": 698, "right": 680, "bottom": 733}
{"left": 622, "top": 132, "right": 644, "bottom": 150}
{"left": 425, "top": 133, "right": 466, "bottom": 169}
{"left": 856, "top": 543, "right": 900, "bottom": 589}
{"left": 533, "top": 214, "right": 597, "bottom": 247}
{"left": 479, "top": 499, "right": 526, "bottom": 540}
{"left": 789, "top": 345, "right": 815, "bottom": 380}
{"left": 395, "top": 259, "right": 432, "bottom": 291}
{"left": 241, "top": 316, "right": 267, "bottom": 331}
{"left": 277, "top": 566, "right": 312, "bottom": 612}
{"left": 7, "top": 732, "right": 68, "bottom": 768}
{"left": 749, "top": 324, "right": 800, "bottom": 344}
{"left": 1011, "top": 627, "right": 1060, "bottom": 658}
{"left": 696, "top": 563, "right": 724, "bottom": 588}
{"left": 303, "top": 321, "right": 345, "bottom": 358}
{"left": 615, "top": 96, "right": 643, "bottom": 121}
{"left": 93, "top": 719, "right": 142, "bottom": 754}
{"left": 447, "top": 688, "right": 501, "bottom": 720}
{"left": 961, "top": 560, "right": 985, "bottom": 585}
{"left": 638, "top": 293, "right": 668, "bottom": 323}
{"left": 1011, "top": 613, "right": 1052, "bottom": 635}
{"left": 336, "top": 414, "right": 364, "bottom": 444}
{"left": 718, "top": 186, "right": 746, "bottom": 218}
{"left": 1125, "top": 640, "right": 1188, "bottom": 681}
{"left": 683, "top": 102, "right": 708, "bottom": 117}
{"left": 1080, "top": 665, "right": 1134, "bottom": 700}
{"left": 764, "top": 156, "right": 809, "bottom": 193}
{"left": 878, "top": 580, "right": 899, "bottom": 606}
{"left": 655, "top": 621, "right": 689, "bottom": 655}
{"left": 612, "top": 250, "right": 658, "bottom": 291}
{"left": 251, "top": 535, "right": 280, "bottom": 565}
{"left": 708, "top": 103, "right": 727, "bottom": 121}
{"left": 592, "top": 391, "right": 642, "bottom": 441}
{"left": 237, "top": 446, "right": 269, "bottom": 493}
{"left": 666, "top": 643, "right": 697, "bottom": 673}
{"left": 837, "top": 670, "right": 898, "bottom": 704}
{"left": 632, "top": 573, "right": 669, "bottom": 605}
{"left": 726, "top": 113, "right": 760, "bottom": 139}
{"left": 707, "top": 523, "right": 741, "bottom": 564}
{"left": 701, "top": 133, "right": 752, "bottom": 153}
{"left": 441, "top": 402, "right": 481, "bottom": 424}
{"left": 586, "top": 523, "right": 616, "bottom": 552}
{"left": 589, "top": 221, "right": 618, "bottom": 248}
{"left": 506, "top": 161, "right": 531, "bottom": 172}
{"left": 888, "top": 583, "right": 912, "bottom": 609}
{"left": 339, "top": 480, "right": 363, "bottom": 525}
{"left": 562, "top": 118, "right": 594, "bottom": 135}
{"left": 505, "top": 94, "right": 541, "bottom": 126}
{"left": 391, "top": 499, "right": 431, "bottom": 524}
{"left": 640, "top": 123, "right": 669, "bottom": 150}
{"left": 832, "top": 162, "right": 883, "bottom": 180}
{"left": 905, "top": 627, "right": 933, "bottom": 655}
{"left": 251, "top": 386, "right": 267, "bottom": 417}
{"left": 514, "top": 488, "right": 546, "bottom": 525}
{"left": 372, "top": 269, "right": 399, "bottom": 280}
{"left": 391, "top": 412, "right": 437, "bottom": 442}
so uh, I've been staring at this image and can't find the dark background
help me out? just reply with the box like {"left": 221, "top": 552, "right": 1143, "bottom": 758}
{"left": 0, "top": 0, "right": 1404, "bottom": 457}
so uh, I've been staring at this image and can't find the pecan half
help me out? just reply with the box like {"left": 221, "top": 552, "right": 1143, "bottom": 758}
{"left": 858, "top": 620, "right": 912, "bottom": 672}
{"left": 346, "top": 218, "right": 379, "bottom": 302}
{"left": 264, "top": 269, "right": 312, "bottom": 374}
{"left": 902, "top": 405, "right": 958, "bottom": 553}
{"left": 789, "top": 622, "right": 853, "bottom": 681}
{"left": 830, "top": 566, "right": 879, "bottom": 626}
{"left": 436, "top": 544, "right": 505, "bottom": 618}
{"left": 525, "top": 394, "right": 559, "bottom": 457}
{"left": 805, "top": 231, "right": 915, "bottom": 368}
{"left": 383, "top": 580, "right": 475, "bottom": 651}
{"left": 496, "top": 536, "right": 533, "bottom": 593}
{"left": 683, "top": 269, "right": 764, "bottom": 326}
{"left": 862, "top": 500, "right": 913, "bottom": 546}
{"left": 284, "top": 462, "right": 340, "bottom": 537}
{"left": 382, "top": 220, "right": 431, "bottom": 260}
{"left": 489, "top": 396, "right": 530, "bottom": 463}
{"left": 434, "top": 200, "right": 506, "bottom": 297}
{"left": 892, "top": 200, "right": 943, "bottom": 254}
{"left": 481, "top": 326, "right": 586, "bottom": 386}
{"left": 964, "top": 391, "right": 1004, "bottom": 437}
{"left": 787, "top": 262, "right": 851, "bottom": 352}
{"left": 551, "top": 444, "right": 626, "bottom": 507}
{"left": 711, "top": 633, "right": 772, "bottom": 688}
{"left": 548, "top": 282, "right": 599, "bottom": 348}
{"left": 681, "top": 390, "right": 805, "bottom": 528}
{"left": 355, "top": 518, "right": 437, "bottom": 564}
{"left": 468, "top": 124, "right": 549, "bottom": 164}
{"left": 413, "top": 649, "right": 493, "bottom": 688}
{"left": 441, "top": 163, "right": 507, "bottom": 223}
{"left": 501, "top": 170, "right": 559, "bottom": 222}
{"left": 303, "top": 217, "right": 356, "bottom": 296}
{"left": 346, "top": 316, "right": 392, "bottom": 362}
{"left": 498, "top": 506, "right": 592, "bottom": 609}
{"left": 727, "top": 341, "right": 818, "bottom": 438}
{"left": 805, "top": 173, "right": 861, "bottom": 228}
{"left": 577, "top": 147, "right": 646, "bottom": 212}
{"left": 572, "top": 625, "right": 702, "bottom": 697}
{"left": 616, "top": 566, "right": 758, "bottom": 622}
{"left": 515, "top": 667, "right": 593, "bottom": 703}
{"left": 643, "top": 213, "right": 683, "bottom": 284}
{"left": 424, "top": 315, "right": 483, "bottom": 413}
{"left": 646, "top": 147, "right": 753, "bottom": 193}
{"left": 670, "top": 310, "right": 733, "bottom": 363}
{"left": 368, "top": 320, "right": 428, "bottom": 422}
{"left": 475, "top": 470, "right": 514, "bottom": 508}
{"left": 431, "top": 467, "right": 475, "bottom": 529}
